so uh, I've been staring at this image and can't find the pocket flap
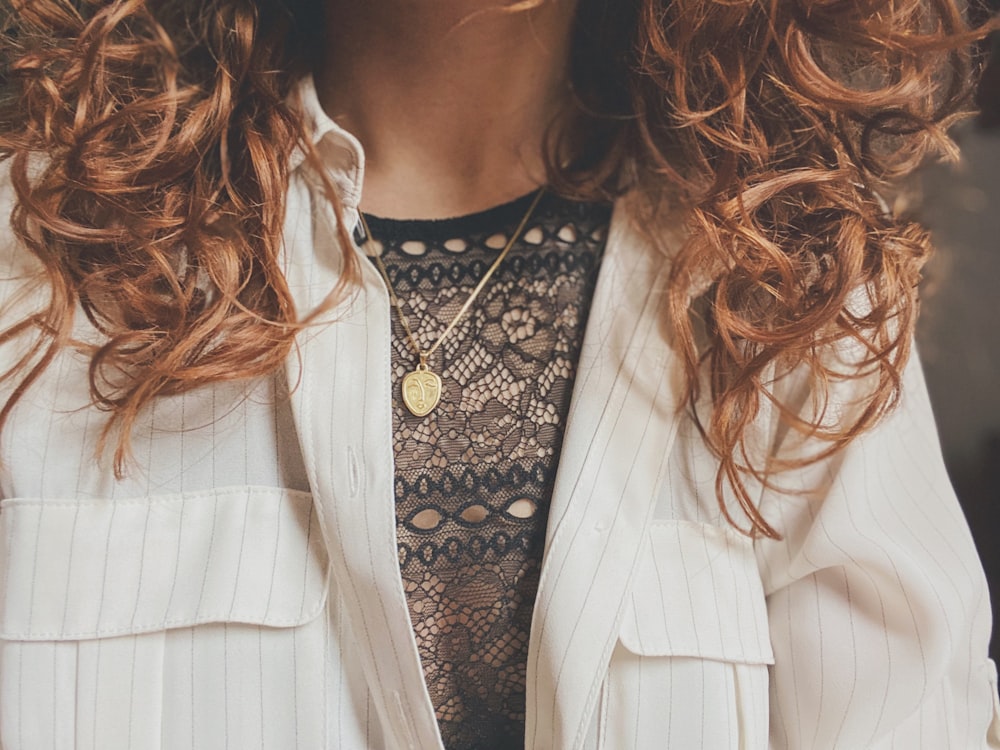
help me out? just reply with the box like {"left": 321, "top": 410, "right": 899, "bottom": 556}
{"left": 619, "top": 520, "right": 774, "bottom": 664}
{"left": 0, "top": 486, "right": 328, "bottom": 640}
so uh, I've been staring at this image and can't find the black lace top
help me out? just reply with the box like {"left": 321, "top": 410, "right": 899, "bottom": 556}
{"left": 361, "top": 192, "right": 611, "bottom": 749}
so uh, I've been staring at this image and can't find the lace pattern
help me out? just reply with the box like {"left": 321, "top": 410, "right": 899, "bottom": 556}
{"left": 363, "top": 193, "right": 611, "bottom": 749}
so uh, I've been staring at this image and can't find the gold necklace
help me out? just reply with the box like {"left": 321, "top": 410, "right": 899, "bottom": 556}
{"left": 358, "top": 188, "right": 545, "bottom": 418}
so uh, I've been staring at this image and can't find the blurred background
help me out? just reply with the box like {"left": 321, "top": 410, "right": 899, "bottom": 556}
{"left": 917, "top": 5, "right": 1000, "bottom": 660}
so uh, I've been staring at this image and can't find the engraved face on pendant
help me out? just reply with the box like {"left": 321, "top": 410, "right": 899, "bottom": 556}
{"left": 402, "top": 368, "right": 442, "bottom": 417}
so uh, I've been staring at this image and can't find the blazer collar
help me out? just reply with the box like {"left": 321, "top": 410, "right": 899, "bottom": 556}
{"left": 289, "top": 74, "right": 366, "bottom": 209}
{"left": 283, "top": 189, "right": 444, "bottom": 749}
{"left": 525, "top": 195, "right": 687, "bottom": 749}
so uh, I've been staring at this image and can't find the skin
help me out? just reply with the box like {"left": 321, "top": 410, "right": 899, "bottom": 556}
{"left": 315, "top": 0, "right": 579, "bottom": 219}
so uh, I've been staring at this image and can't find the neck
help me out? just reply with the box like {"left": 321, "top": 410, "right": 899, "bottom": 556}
{"left": 316, "top": 0, "right": 577, "bottom": 219}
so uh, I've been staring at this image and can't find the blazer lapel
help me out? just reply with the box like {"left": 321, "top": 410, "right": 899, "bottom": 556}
{"left": 525, "top": 197, "right": 687, "bottom": 750}
{"left": 283, "top": 173, "right": 442, "bottom": 750}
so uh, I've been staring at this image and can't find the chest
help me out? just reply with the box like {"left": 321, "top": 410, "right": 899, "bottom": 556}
{"left": 0, "top": 197, "right": 775, "bottom": 749}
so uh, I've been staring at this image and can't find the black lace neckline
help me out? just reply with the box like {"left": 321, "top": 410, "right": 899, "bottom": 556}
{"left": 371, "top": 192, "right": 611, "bottom": 750}
{"left": 362, "top": 190, "right": 543, "bottom": 243}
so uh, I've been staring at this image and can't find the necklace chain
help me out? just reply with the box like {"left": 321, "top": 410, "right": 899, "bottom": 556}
{"left": 357, "top": 189, "right": 545, "bottom": 417}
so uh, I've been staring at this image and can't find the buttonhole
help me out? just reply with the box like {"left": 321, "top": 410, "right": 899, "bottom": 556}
{"left": 347, "top": 446, "right": 361, "bottom": 498}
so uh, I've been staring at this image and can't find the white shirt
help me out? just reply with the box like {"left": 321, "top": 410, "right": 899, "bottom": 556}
{"left": 0, "top": 76, "right": 997, "bottom": 749}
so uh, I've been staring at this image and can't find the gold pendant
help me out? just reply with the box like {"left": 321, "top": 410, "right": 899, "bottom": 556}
{"left": 401, "top": 364, "right": 441, "bottom": 417}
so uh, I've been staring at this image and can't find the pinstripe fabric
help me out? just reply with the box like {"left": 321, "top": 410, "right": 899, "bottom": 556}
{"left": 0, "top": 77, "right": 997, "bottom": 748}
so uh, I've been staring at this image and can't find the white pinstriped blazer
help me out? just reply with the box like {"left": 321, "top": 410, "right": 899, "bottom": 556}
{"left": 0, "top": 79, "right": 998, "bottom": 749}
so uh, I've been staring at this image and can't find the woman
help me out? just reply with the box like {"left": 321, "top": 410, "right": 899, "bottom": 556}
{"left": 0, "top": 0, "right": 997, "bottom": 748}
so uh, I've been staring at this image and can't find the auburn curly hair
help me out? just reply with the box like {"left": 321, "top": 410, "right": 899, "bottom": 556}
{"left": 0, "top": 0, "right": 989, "bottom": 535}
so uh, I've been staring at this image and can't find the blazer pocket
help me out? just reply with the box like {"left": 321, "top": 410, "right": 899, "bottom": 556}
{"left": 0, "top": 486, "right": 329, "bottom": 750}
{"left": 0, "top": 485, "right": 328, "bottom": 640}
{"left": 619, "top": 519, "right": 773, "bottom": 663}
{"left": 599, "top": 520, "right": 773, "bottom": 750}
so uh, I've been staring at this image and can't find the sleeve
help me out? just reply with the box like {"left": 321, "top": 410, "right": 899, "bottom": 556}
{"left": 754, "top": 350, "right": 1000, "bottom": 748}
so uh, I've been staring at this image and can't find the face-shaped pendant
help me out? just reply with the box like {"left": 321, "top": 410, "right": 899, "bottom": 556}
{"left": 401, "top": 367, "right": 442, "bottom": 417}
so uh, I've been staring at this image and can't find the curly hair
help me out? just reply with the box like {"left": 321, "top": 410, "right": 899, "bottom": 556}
{"left": 0, "top": 0, "right": 989, "bottom": 535}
